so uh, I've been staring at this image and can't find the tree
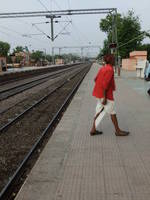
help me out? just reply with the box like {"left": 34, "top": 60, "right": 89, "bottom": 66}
{"left": 54, "top": 53, "right": 81, "bottom": 63}
{"left": 0, "top": 41, "right": 10, "bottom": 57}
{"left": 46, "top": 54, "right": 52, "bottom": 62}
{"left": 137, "top": 44, "right": 150, "bottom": 61}
{"left": 31, "top": 51, "right": 44, "bottom": 62}
{"left": 13, "top": 46, "right": 24, "bottom": 54}
{"left": 99, "top": 10, "right": 145, "bottom": 58}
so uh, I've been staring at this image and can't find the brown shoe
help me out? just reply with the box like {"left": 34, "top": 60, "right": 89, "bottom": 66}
{"left": 90, "top": 130, "right": 103, "bottom": 136}
{"left": 115, "top": 130, "right": 130, "bottom": 136}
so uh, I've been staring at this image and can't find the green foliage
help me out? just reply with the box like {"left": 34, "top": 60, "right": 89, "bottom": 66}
{"left": 31, "top": 51, "right": 80, "bottom": 64}
{"left": 31, "top": 51, "right": 44, "bottom": 62}
{"left": 137, "top": 44, "right": 150, "bottom": 61}
{"left": 15, "top": 56, "right": 23, "bottom": 63}
{"left": 46, "top": 54, "right": 52, "bottom": 62}
{"left": 0, "top": 41, "right": 10, "bottom": 57}
{"left": 99, "top": 10, "right": 144, "bottom": 58}
{"left": 13, "top": 46, "right": 24, "bottom": 54}
{"left": 54, "top": 54, "right": 80, "bottom": 63}
{"left": 7, "top": 55, "right": 12, "bottom": 63}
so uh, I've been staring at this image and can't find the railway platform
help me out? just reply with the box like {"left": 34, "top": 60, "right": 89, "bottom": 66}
{"left": 15, "top": 63, "right": 150, "bottom": 200}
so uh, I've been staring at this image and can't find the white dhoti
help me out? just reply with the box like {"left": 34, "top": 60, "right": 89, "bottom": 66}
{"left": 95, "top": 99, "right": 116, "bottom": 131}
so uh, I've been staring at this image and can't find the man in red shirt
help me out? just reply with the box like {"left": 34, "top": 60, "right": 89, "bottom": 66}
{"left": 90, "top": 54, "right": 129, "bottom": 136}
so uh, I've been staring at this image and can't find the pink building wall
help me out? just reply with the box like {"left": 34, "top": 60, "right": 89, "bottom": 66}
{"left": 130, "top": 51, "right": 147, "bottom": 59}
{"left": 122, "top": 58, "right": 137, "bottom": 71}
{"left": 122, "top": 51, "right": 147, "bottom": 71}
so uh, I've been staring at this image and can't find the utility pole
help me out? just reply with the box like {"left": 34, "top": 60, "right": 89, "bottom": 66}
{"left": 52, "top": 47, "right": 55, "bottom": 65}
{"left": 46, "top": 15, "right": 61, "bottom": 42}
{"left": 114, "top": 8, "right": 119, "bottom": 75}
{"left": 51, "top": 17, "right": 54, "bottom": 42}
{"left": 59, "top": 48, "right": 62, "bottom": 55}
{"left": 52, "top": 46, "right": 101, "bottom": 63}
{"left": 81, "top": 47, "right": 84, "bottom": 61}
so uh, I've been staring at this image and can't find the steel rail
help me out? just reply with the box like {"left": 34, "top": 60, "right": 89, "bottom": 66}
{"left": 0, "top": 65, "right": 84, "bottom": 115}
{"left": 0, "top": 65, "right": 90, "bottom": 200}
{"left": 0, "top": 65, "right": 83, "bottom": 115}
{"left": 0, "top": 64, "right": 82, "bottom": 101}
{"left": 0, "top": 65, "right": 88, "bottom": 133}
{"left": 0, "top": 66, "right": 74, "bottom": 94}
{"left": 0, "top": 63, "right": 82, "bottom": 86}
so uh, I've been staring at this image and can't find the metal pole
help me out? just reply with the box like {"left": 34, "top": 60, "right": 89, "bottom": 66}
{"left": 81, "top": 47, "right": 84, "bottom": 61}
{"left": 59, "top": 48, "right": 61, "bottom": 55}
{"left": 114, "top": 9, "right": 120, "bottom": 76}
{"left": 51, "top": 17, "right": 54, "bottom": 42}
{"left": 112, "top": 14, "right": 115, "bottom": 45}
{"left": 0, "top": 8, "right": 117, "bottom": 19}
{"left": 52, "top": 47, "right": 55, "bottom": 64}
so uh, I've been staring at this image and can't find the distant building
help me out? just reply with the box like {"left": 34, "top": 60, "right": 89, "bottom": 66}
{"left": 122, "top": 51, "right": 147, "bottom": 71}
{"left": 15, "top": 52, "right": 30, "bottom": 66}
{"left": 55, "top": 59, "right": 64, "bottom": 65}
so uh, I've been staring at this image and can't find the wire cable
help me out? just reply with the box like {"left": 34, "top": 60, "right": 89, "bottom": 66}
{"left": 37, "top": 0, "right": 49, "bottom": 11}
{"left": 50, "top": 0, "right": 89, "bottom": 45}
{"left": 54, "top": 21, "right": 71, "bottom": 39}
{"left": 51, "top": 0, "right": 71, "bottom": 22}
{"left": 67, "top": 0, "right": 71, "bottom": 10}
{"left": 118, "top": 30, "right": 150, "bottom": 49}
{"left": 32, "top": 24, "right": 50, "bottom": 39}
{"left": 0, "top": 24, "right": 48, "bottom": 45}
{"left": 0, "top": 29, "right": 11, "bottom": 37}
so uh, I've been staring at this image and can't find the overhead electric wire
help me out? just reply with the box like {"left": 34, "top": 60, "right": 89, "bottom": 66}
{"left": 7, "top": 15, "right": 51, "bottom": 44}
{"left": 3, "top": 0, "right": 53, "bottom": 45}
{"left": 49, "top": 0, "right": 72, "bottom": 41}
{"left": 35, "top": 0, "right": 53, "bottom": 40}
{"left": 32, "top": 21, "right": 50, "bottom": 25}
{"left": 50, "top": 0, "right": 89, "bottom": 45}
{"left": 51, "top": 0, "right": 71, "bottom": 22}
{"left": 65, "top": 0, "right": 81, "bottom": 45}
{"left": 54, "top": 21, "right": 71, "bottom": 39}
{"left": 0, "top": 29, "right": 11, "bottom": 36}
{"left": 37, "top": 0, "right": 50, "bottom": 12}
{"left": 0, "top": 16, "right": 50, "bottom": 45}
{"left": 72, "top": 20, "right": 91, "bottom": 43}
{"left": 50, "top": 0, "right": 53, "bottom": 10}
{"left": 32, "top": 23, "right": 50, "bottom": 39}
{"left": 0, "top": 24, "right": 24, "bottom": 36}
{"left": 35, "top": 0, "right": 72, "bottom": 41}
{"left": 118, "top": 30, "right": 150, "bottom": 49}
{"left": 0, "top": 24, "right": 28, "bottom": 41}
{"left": 0, "top": 1, "right": 61, "bottom": 49}
{"left": 67, "top": 0, "right": 71, "bottom": 10}
{"left": 70, "top": 22, "right": 89, "bottom": 45}
{"left": 0, "top": 23, "right": 48, "bottom": 46}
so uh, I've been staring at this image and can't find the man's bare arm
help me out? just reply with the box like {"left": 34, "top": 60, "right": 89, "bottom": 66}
{"left": 102, "top": 90, "right": 107, "bottom": 105}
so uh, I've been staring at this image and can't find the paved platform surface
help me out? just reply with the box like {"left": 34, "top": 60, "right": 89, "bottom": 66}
{"left": 15, "top": 63, "right": 150, "bottom": 200}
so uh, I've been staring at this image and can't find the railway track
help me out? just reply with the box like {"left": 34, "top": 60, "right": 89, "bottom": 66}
{"left": 0, "top": 64, "right": 86, "bottom": 130}
{"left": 0, "top": 63, "right": 82, "bottom": 86}
{"left": 0, "top": 64, "right": 83, "bottom": 101}
{"left": 0, "top": 64, "right": 85, "bottom": 120}
{"left": 0, "top": 63, "right": 91, "bottom": 200}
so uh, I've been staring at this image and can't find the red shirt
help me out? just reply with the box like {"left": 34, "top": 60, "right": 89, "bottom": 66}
{"left": 92, "top": 64, "right": 116, "bottom": 100}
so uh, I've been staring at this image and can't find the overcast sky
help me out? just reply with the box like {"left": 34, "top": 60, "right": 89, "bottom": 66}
{"left": 0, "top": 0, "right": 149, "bottom": 56}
